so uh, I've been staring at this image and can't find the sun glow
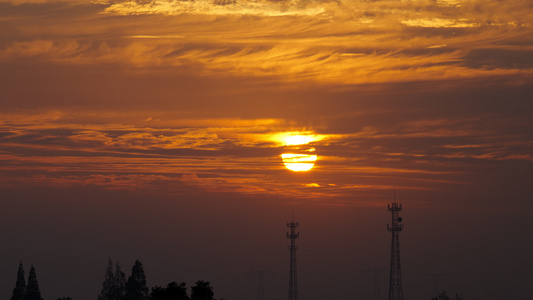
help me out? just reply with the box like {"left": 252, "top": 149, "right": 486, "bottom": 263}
{"left": 285, "top": 135, "right": 314, "bottom": 146}
{"left": 280, "top": 134, "right": 318, "bottom": 172}
{"left": 281, "top": 151, "right": 317, "bottom": 172}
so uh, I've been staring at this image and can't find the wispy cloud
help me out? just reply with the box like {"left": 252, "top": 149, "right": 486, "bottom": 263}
{"left": 1, "top": 104, "right": 531, "bottom": 202}
{"left": 1, "top": 0, "right": 532, "bottom": 85}
{"left": 1, "top": 0, "right": 532, "bottom": 203}
{"left": 101, "top": 0, "right": 327, "bottom": 17}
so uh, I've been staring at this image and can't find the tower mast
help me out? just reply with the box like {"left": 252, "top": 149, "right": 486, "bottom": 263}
{"left": 246, "top": 270, "right": 275, "bottom": 300}
{"left": 287, "top": 215, "right": 300, "bottom": 300}
{"left": 387, "top": 192, "right": 404, "bottom": 300}
{"left": 362, "top": 267, "right": 386, "bottom": 300}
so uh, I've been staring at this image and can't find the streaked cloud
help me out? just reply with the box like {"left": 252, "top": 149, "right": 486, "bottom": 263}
{"left": 0, "top": 0, "right": 532, "bottom": 203}
{"left": 1, "top": 0, "right": 532, "bottom": 86}
{"left": 1, "top": 101, "right": 532, "bottom": 202}
{"left": 401, "top": 17, "right": 478, "bottom": 28}
{"left": 101, "top": 0, "right": 326, "bottom": 17}
{"left": 1, "top": 2, "right": 533, "bottom": 300}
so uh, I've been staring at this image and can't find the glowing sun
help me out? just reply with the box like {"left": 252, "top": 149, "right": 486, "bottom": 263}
{"left": 281, "top": 135, "right": 318, "bottom": 172}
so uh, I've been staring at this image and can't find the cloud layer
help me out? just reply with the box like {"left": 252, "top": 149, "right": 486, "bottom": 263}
{"left": 1, "top": 0, "right": 532, "bottom": 201}
{"left": 1, "top": 0, "right": 532, "bottom": 85}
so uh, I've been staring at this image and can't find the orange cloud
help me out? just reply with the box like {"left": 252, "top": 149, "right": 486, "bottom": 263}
{"left": 2, "top": 0, "right": 531, "bottom": 85}
{"left": 1, "top": 0, "right": 532, "bottom": 203}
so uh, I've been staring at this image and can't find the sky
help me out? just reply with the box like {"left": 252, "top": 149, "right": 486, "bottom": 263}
{"left": 1, "top": 0, "right": 532, "bottom": 299}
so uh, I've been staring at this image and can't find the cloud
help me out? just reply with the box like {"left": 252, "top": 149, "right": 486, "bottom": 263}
{"left": 101, "top": 0, "right": 327, "bottom": 17}
{"left": 1, "top": 0, "right": 532, "bottom": 203}
{"left": 1, "top": 95, "right": 532, "bottom": 201}
{"left": 1, "top": 0, "right": 532, "bottom": 86}
{"left": 2, "top": 38, "right": 531, "bottom": 85}
{"left": 0, "top": 0, "right": 97, "bottom": 4}
{"left": 401, "top": 17, "right": 478, "bottom": 28}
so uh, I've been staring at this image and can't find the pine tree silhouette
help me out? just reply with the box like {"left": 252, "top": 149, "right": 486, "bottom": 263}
{"left": 114, "top": 261, "right": 126, "bottom": 300}
{"left": 23, "top": 265, "right": 43, "bottom": 300}
{"left": 11, "top": 261, "right": 26, "bottom": 300}
{"left": 99, "top": 258, "right": 128, "bottom": 300}
{"left": 124, "top": 260, "right": 149, "bottom": 300}
{"left": 99, "top": 258, "right": 116, "bottom": 300}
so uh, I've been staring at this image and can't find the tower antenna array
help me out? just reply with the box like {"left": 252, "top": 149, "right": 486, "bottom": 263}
{"left": 387, "top": 192, "right": 404, "bottom": 300}
{"left": 287, "top": 215, "right": 300, "bottom": 300}
{"left": 362, "top": 267, "right": 386, "bottom": 300}
{"left": 246, "top": 270, "right": 276, "bottom": 300}
{"left": 425, "top": 272, "right": 446, "bottom": 298}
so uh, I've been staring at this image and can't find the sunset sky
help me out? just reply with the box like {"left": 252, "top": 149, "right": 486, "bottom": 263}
{"left": 1, "top": 0, "right": 532, "bottom": 299}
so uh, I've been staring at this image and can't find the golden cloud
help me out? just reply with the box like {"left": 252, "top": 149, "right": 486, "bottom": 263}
{"left": 101, "top": 0, "right": 326, "bottom": 17}
{"left": 1, "top": 0, "right": 532, "bottom": 85}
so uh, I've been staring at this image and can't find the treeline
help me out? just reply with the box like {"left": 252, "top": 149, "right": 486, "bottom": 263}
{"left": 431, "top": 291, "right": 465, "bottom": 300}
{"left": 99, "top": 258, "right": 221, "bottom": 300}
{"left": 10, "top": 260, "right": 222, "bottom": 300}
{"left": 11, "top": 260, "right": 467, "bottom": 300}
{"left": 10, "top": 262, "right": 44, "bottom": 300}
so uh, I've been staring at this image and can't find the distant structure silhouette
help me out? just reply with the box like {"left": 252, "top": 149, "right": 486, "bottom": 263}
{"left": 425, "top": 272, "right": 446, "bottom": 298}
{"left": 363, "top": 267, "right": 386, "bottom": 300}
{"left": 387, "top": 191, "right": 404, "bottom": 300}
{"left": 287, "top": 215, "right": 300, "bottom": 300}
{"left": 246, "top": 270, "right": 275, "bottom": 300}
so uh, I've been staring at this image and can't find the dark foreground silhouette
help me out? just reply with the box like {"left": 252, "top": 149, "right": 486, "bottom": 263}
{"left": 11, "top": 260, "right": 221, "bottom": 300}
{"left": 11, "top": 259, "right": 462, "bottom": 300}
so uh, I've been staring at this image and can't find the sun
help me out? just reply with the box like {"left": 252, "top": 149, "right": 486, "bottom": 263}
{"left": 281, "top": 134, "right": 318, "bottom": 172}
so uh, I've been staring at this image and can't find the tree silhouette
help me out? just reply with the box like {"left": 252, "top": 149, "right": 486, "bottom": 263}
{"left": 124, "top": 260, "right": 149, "bottom": 300}
{"left": 11, "top": 261, "right": 26, "bottom": 300}
{"left": 190, "top": 281, "right": 214, "bottom": 300}
{"left": 166, "top": 282, "right": 189, "bottom": 300}
{"left": 99, "top": 258, "right": 127, "bottom": 300}
{"left": 114, "top": 261, "right": 126, "bottom": 300}
{"left": 432, "top": 291, "right": 464, "bottom": 300}
{"left": 150, "top": 286, "right": 166, "bottom": 300}
{"left": 151, "top": 282, "right": 189, "bottom": 300}
{"left": 23, "top": 265, "right": 43, "bottom": 300}
{"left": 99, "top": 258, "right": 116, "bottom": 300}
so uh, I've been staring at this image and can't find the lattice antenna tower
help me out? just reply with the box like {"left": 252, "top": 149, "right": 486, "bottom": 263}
{"left": 287, "top": 212, "right": 300, "bottom": 300}
{"left": 425, "top": 272, "right": 446, "bottom": 298}
{"left": 362, "top": 267, "right": 386, "bottom": 300}
{"left": 387, "top": 188, "right": 404, "bottom": 300}
{"left": 246, "top": 270, "right": 276, "bottom": 300}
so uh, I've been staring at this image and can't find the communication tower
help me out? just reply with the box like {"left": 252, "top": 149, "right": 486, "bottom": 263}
{"left": 246, "top": 270, "right": 275, "bottom": 300}
{"left": 387, "top": 193, "right": 404, "bottom": 300}
{"left": 363, "top": 267, "right": 386, "bottom": 300}
{"left": 287, "top": 217, "right": 300, "bottom": 300}
{"left": 425, "top": 272, "right": 446, "bottom": 298}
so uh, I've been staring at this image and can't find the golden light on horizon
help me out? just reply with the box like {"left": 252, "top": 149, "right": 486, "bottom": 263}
{"left": 281, "top": 134, "right": 318, "bottom": 172}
